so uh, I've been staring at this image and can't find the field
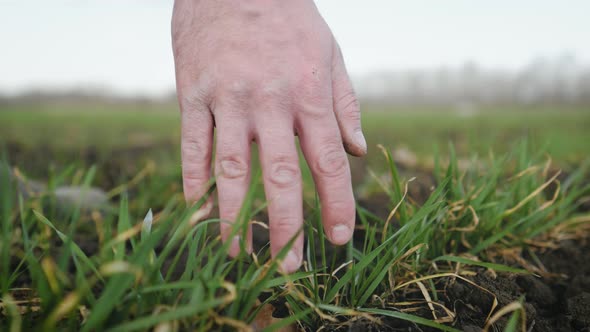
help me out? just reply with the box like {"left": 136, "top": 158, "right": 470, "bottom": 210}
{"left": 1, "top": 103, "right": 589, "bottom": 331}
{"left": 1, "top": 103, "right": 589, "bottom": 159}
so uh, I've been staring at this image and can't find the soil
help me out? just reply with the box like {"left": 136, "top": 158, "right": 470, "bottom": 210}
{"left": 317, "top": 239, "right": 590, "bottom": 332}
{"left": 445, "top": 240, "right": 590, "bottom": 332}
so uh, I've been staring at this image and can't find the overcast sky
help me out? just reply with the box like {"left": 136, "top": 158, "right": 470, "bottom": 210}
{"left": 1, "top": 0, "right": 589, "bottom": 96}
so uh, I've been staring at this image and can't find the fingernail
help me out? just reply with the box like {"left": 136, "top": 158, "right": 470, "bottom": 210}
{"left": 354, "top": 131, "right": 367, "bottom": 153}
{"left": 331, "top": 224, "right": 352, "bottom": 245}
{"left": 280, "top": 250, "right": 301, "bottom": 273}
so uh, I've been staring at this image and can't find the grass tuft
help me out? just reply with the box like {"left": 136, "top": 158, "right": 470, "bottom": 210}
{"left": 0, "top": 142, "right": 589, "bottom": 331}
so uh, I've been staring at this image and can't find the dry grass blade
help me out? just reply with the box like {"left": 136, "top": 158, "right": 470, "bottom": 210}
{"left": 416, "top": 281, "right": 437, "bottom": 320}
{"left": 548, "top": 215, "right": 590, "bottom": 238}
{"left": 388, "top": 244, "right": 426, "bottom": 290}
{"left": 44, "top": 292, "right": 82, "bottom": 328}
{"left": 99, "top": 261, "right": 144, "bottom": 282}
{"left": 282, "top": 277, "right": 338, "bottom": 323}
{"left": 393, "top": 273, "right": 498, "bottom": 323}
{"left": 382, "top": 177, "right": 415, "bottom": 242}
{"left": 250, "top": 220, "right": 269, "bottom": 229}
{"left": 502, "top": 170, "right": 561, "bottom": 217}
{"left": 212, "top": 310, "right": 253, "bottom": 331}
{"left": 331, "top": 260, "right": 353, "bottom": 277}
{"left": 41, "top": 258, "right": 61, "bottom": 294}
{"left": 483, "top": 301, "right": 526, "bottom": 332}
{"left": 447, "top": 205, "right": 479, "bottom": 232}
{"left": 507, "top": 165, "right": 540, "bottom": 182}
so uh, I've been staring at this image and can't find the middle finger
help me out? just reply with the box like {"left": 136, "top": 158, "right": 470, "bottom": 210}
{"left": 255, "top": 113, "right": 303, "bottom": 273}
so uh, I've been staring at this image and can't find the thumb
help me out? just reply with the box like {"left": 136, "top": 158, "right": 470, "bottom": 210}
{"left": 331, "top": 40, "right": 366, "bottom": 157}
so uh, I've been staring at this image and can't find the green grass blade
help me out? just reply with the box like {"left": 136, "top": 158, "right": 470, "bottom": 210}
{"left": 105, "top": 297, "right": 230, "bottom": 332}
{"left": 359, "top": 308, "right": 461, "bottom": 332}
{"left": 33, "top": 210, "right": 102, "bottom": 281}
{"left": 261, "top": 308, "right": 313, "bottom": 332}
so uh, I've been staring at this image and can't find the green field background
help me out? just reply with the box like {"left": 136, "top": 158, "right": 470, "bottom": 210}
{"left": 1, "top": 103, "right": 589, "bottom": 184}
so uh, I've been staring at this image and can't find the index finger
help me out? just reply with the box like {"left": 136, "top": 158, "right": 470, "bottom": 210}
{"left": 180, "top": 97, "right": 215, "bottom": 218}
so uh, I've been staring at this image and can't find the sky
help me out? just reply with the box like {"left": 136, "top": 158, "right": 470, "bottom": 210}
{"left": 1, "top": 0, "right": 589, "bottom": 96}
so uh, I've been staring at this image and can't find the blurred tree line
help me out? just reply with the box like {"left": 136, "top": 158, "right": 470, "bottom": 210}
{"left": 354, "top": 54, "right": 590, "bottom": 107}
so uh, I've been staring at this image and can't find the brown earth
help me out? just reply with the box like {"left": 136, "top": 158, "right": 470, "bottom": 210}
{"left": 298, "top": 238, "right": 590, "bottom": 332}
{"left": 442, "top": 239, "right": 590, "bottom": 332}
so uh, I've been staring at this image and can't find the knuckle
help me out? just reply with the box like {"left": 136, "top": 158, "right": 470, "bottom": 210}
{"left": 181, "top": 135, "right": 209, "bottom": 160}
{"left": 268, "top": 158, "right": 300, "bottom": 188}
{"left": 218, "top": 155, "right": 248, "bottom": 180}
{"left": 299, "top": 101, "right": 329, "bottom": 119}
{"left": 298, "top": 94, "right": 331, "bottom": 120}
{"left": 336, "top": 90, "right": 360, "bottom": 116}
{"left": 298, "top": 69, "right": 323, "bottom": 90}
{"left": 182, "top": 166, "right": 209, "bottom": 183}
{"left": 260, "top": 78, "right": 291, "bottom": 98}
{"left": 223, "top": 78, "right": 259, "bottom": 101}
{"left": 178, "top": 84, "right": 210, "bottom": 112}
{"left": 220, "top": 203, "right": 242, "bottom": 221}
{"left": 296, "top": 71, "right": 331, "bottom": 118}
{"left": 315, "top": 143, "right": 348, "bottom": 178}
{"left": 182, "top": 169, "right": 210, "bottom": 201}
{"left": 271, "top": 216, "right": 299, "bottom": 233}
{"left": 258, "top": 79, "right": 293, "bottom": 111}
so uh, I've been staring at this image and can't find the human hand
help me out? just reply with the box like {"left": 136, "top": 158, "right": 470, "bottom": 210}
{"left": 172, "top": 0, "right": 366, "bottom": 272}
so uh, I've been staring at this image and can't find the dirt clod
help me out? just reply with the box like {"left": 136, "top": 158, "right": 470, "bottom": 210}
{"left": 516, "top": 275, "right": 557, "bottom": 307}
{"left": 568, "top": 292, "right": 590, "bottom": 330}
{"left": 442, "top": 240, "right": 590, "bottom": 332}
